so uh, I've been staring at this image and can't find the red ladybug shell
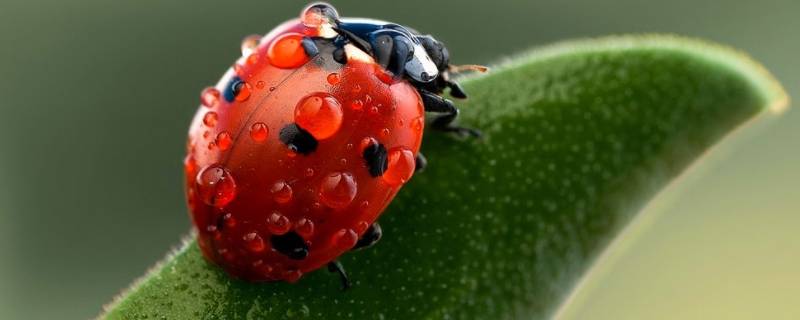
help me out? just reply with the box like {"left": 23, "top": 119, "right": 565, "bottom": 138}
{"left": 183, "top": 20, "right": 424, "bottom": 282}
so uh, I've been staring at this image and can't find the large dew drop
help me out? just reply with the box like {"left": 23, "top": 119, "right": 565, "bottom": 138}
{"left": 383, "top": 147, "right": 415, "bottom": 186}
{"left": 300, "top": 3, "right": 339, "bottom": 28}
{"left": 294, "top": 93, "right": 343, "bottom": 140}
{"left": 319, "top": 172, "right": 357, "bottom": 209}
{"left": 196, "top": 164, "right": 237, "bottom": 207}
{"left": 267, "top": 33, "right": 310, "bottom": 69}
{"left": 267, "top": 211, "right": 291, "bottom": 235}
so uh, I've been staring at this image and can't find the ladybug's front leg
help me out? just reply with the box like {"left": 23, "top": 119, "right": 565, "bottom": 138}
{"left": 418, "top": 89, "right": 482, "bottom": 137}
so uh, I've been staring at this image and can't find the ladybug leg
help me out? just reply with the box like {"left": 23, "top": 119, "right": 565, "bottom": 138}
{"left": 446, "top": 79, "right": 468, "bottom": 99}
{"left": 327, "top": 260, "right": 352, "bottom": 290}
{"left": 353, "top": 223, "right": 383, "bottom": 250}
{"left": 415, "top": 153, "right": 427, "bottom": 173}
{"left": 419, "top": 89, "right": 482, "bottom": 137}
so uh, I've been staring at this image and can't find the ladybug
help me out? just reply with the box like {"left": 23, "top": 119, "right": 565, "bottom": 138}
{"left": 184, "top": 2, "right": 483, "bottom": 289}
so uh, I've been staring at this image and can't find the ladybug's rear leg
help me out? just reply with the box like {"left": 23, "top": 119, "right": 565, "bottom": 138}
{"left": 415, "top": 153, "right": 427, "bottom": 173}
{"left": 327, "top": 261, "right": 351, "bottom": 290}
{"left": 419, "top": 89, "right": 481, "bottom": 137}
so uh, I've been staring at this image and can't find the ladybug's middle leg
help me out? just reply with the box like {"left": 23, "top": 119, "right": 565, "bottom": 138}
{"left": 352, "top": 223, "right": 382, "bottom": 251}
{"left": 418, "top": 89, "right": 481, "bottom": 137}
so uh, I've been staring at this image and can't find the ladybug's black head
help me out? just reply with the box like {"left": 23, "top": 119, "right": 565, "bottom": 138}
{"left": 417, "top": 35, "right": 450, "bottom": 73}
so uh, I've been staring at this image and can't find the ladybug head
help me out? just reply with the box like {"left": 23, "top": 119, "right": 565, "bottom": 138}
{"left": 417, "top": 35, "right": 450, "bottom": 73}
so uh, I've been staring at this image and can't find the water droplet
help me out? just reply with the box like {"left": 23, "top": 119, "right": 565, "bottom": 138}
{"left": 271, "top": 180, "right": 293, "bottom": 204}
{"left": 269, "top": 86, "right": 276, "bottom": 92}
{"left": 233, "top": 64, "right": 245, "bottom": 76}
{"left": 207, "top": 141, "right": 216, "bottom": 150}
{"left": 339, "top": 158, "right": 347, "bottom": 166}
{"left": 380, "top": 128, "right": 390, "bottom": 138}
{"left": 346, "top": 143, "right": 354, "bottom": 150}
{"left": 359, "top": 200, "right": 369, "bottom": 211}
{"left": 300, "top": 3, "right": 338, "bottom": 28}
{"left": 355, "top": 221, "right": 369, "bottom": 234}
{"left": 411, "top": 117, "right": 424, "bottom": 132}
{"left": 365, "top": 95, "right": 373, "bottom": 104}
{"left": 183, "top": 154, "right": 197, "bottom": 176}
{"left": 249, "top": 122, "right": 269, "bottom": 142}
{"left": 369, "top": 106, "right": 379, "bottom": 114}
{"left": 243, "top": 232, "right": 265, "bottom": 252}
{"left": 319, "top": 172, "right": 357, "bottom": 209}
{"left": 222, "top": 213, "right": 236, "bottom": 228}
{"left": 326, "top": 73, "right": 340, "bottom": 85}
{"left": 359, "top": 137, "right": 378, "bottom": 153}
{"left": 200, "top": 87, "right": 220, "bottom": 108}
{"left": 256, "top": 81, "right": 266, "bottom": 89}
{"left": 241, "top": 34, "right": 261, "bottom": 56}
{"left": 350, "top": 99, "right": 364, "bottom": 111}
{"left": 383, "top": 147, "right": 415, "bottom": 186}
{"left": 295, "top": 218, "right": 315, "bottom": 238}
{"left": 247, "top": 53, "right": 259, "bottom": 65}
{"left": 203, "top": 111, "right": 218, "bottom": 127}
{"left": 196, "top": 164, "right": 237, "bottom": 207}
{"left": 332, "top": 228, "right": 358, "bottom": 249}
{"left": 267, "top": 211, "right": 291, "bottom": 235}
{"left": 216, "top": 131, "right": 232, "bottom": 150}
{"left": 294, "top": 93, "right": 343, "bottom": 139}
{"left": 203, "top": 130, "right": 211, "bottom": 139}
{"left": 305, "top": 168, "right": 314, "bottom": 177}
{"left": 374, "top": 64, "right": 394, "bottom": 84}
{"left": 267, "top": 33, "right": 310, "bottom": 69}
{"left": 352, "top": 84, "right": 362, "bottom": 93}
{"left": 232, "top": 80, "right": 252, "bottom": 102}
{"left": 284, "top": 269, "right": 303, "bottom": 283}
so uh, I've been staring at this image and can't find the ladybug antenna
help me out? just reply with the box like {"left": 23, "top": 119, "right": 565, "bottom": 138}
{"left": 448, "top": 64, "right": 489, "bottom": 74}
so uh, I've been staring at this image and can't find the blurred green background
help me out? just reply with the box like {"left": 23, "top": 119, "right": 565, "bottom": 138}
{"left": 1, "top": 0, "right": 797, "bottom": 319}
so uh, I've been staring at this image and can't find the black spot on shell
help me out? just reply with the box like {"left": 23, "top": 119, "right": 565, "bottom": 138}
{"left": 271, "top": 232, "right": 308, "bottom": 260}
{"left": 280, "top": 123, "right": 318, "bottom": 155}
{"left": 363, "top": 141, "right": 388, "bottom": 177}
{"left": 223, "top": 76, "right": 244, "bottom": 102}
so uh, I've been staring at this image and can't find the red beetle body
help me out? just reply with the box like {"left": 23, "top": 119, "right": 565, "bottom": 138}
{"left": 184, "top": 17, "right": 424, "bottom": 282}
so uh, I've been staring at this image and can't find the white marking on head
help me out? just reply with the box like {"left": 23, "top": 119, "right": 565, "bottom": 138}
{"left": 405, "top": 43, "right": 439, "bottom": 82}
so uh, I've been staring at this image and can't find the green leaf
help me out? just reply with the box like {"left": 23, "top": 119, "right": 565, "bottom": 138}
{"left": 101, "top": 35, "right": 787, "bottom": 320}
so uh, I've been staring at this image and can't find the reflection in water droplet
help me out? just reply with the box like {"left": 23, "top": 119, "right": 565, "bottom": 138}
{"left": 243, "top": 232, "right": 265, "bottom": 252}
{"left": 319, "top": 172, "right": 357, "bottom": 209}
{"left": 216, "top": 131, "right": 232, "bottom": 150}
{"left": 200, "top": 87, "right": 220, "bottom": 108}
{"left": 383, "top": 147, "right": 415, "bottom": 186}
{"left": 271, "top": 180, "right": 293, "bottom": 204}
{"left": 247, "top": 53, "right": 259, "bottom": 65}
{"left": 294, "top": 93, "right": 343, "bottom": 139}
{"left": 203, "top": 111, "right": 218, "bottom": 127}
{"left": 267, "top": 211, "right": 291, "bottom": 235}
{"left": 267, "top": 33, "right": 310, "bottom": 69}
{"left": 295, "top": 218, "right": 315, "bottom": 238}
{"left": 196, "top": 164, "right": 237, "bottom": 207}
{"left": 241, "top": 34, "right": 261, "bottom": 56}
{"left": 332, "top": 228, "right": 358, "bottom": 249}
{"left": 300, "top": 2, "right": 338, "bottom": 28}
{"left": 326, "top": 73, "right": 340, "bottom": 85}
{"left": 249, "top": 122, "right": 269, "bottom": 142}
{"left": 232, "top": 80, "right": 252, "bottom": 102}
{"left": 256, "top": 81, "right": 266, "bottom": 89}
{"left": 350, "top": 99, "right": 364, "bottom": 111}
